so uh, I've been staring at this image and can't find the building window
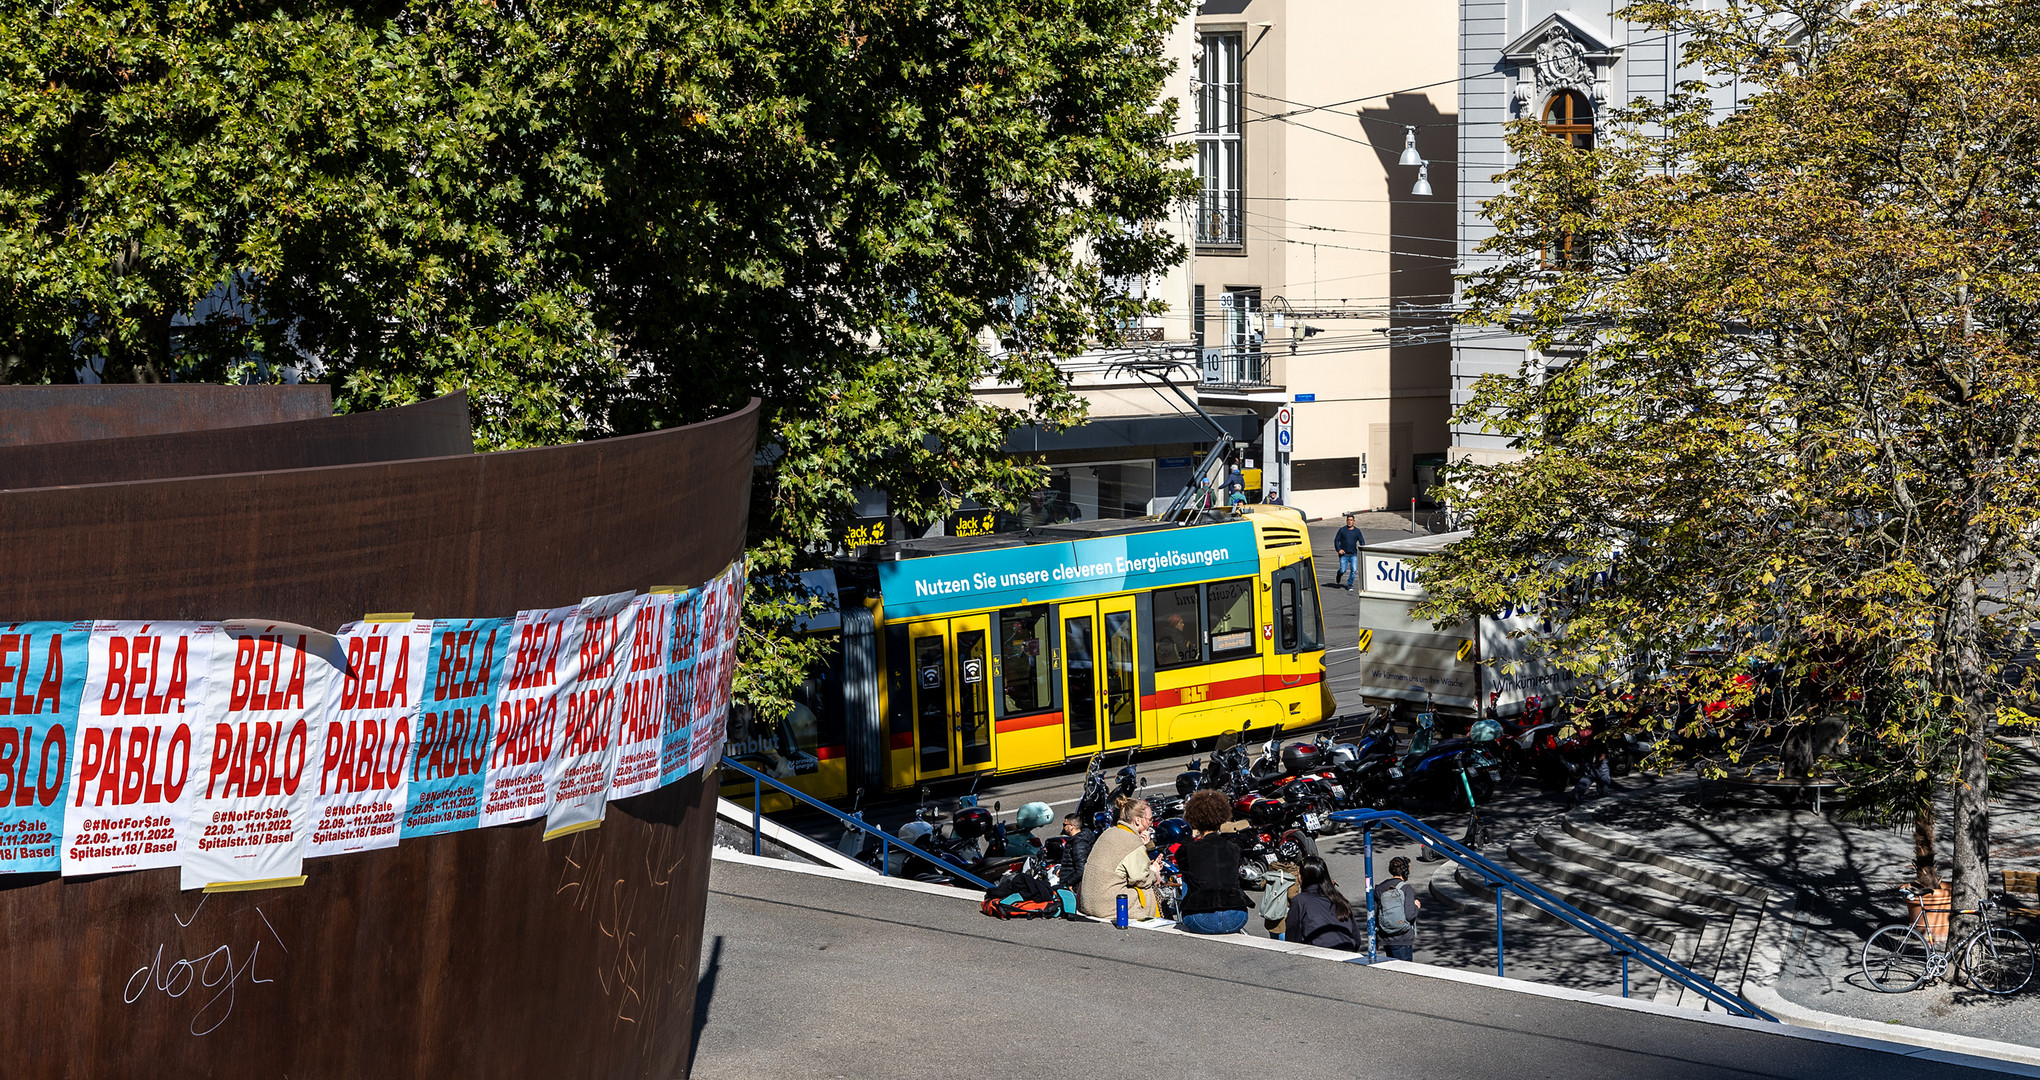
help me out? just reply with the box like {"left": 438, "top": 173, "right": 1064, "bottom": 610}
{"left": 1203, "top": 287, "right": 1265, "bottom": 387}
{"left": 1195, "top": 33, "right": 1242, "bottom": 246}
{"left": 1542, "top": 90, "right": 1593, "bottom": 148}
{"left": 1542, "top": 90, "right": 1594, "bottom": 268}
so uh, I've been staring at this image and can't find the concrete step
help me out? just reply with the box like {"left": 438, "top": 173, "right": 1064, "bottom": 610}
{"left": 1508, "top": 842, "right": 1714, "bottom": 929}
{"left": 1533, "top": 830, "right": 1743, "bottom": 915}
{"left": 1448, "top": 865, "right": 1690, "bottom": 949}
{"left": 1562, "top": 818, "right": 1784, "bottom": 905}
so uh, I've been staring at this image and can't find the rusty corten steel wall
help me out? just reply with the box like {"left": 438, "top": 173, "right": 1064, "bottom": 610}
{"left": 0, "top": 384, "right": 332, "bottom": 446}
{"left": 0, "top": 392, "right": 473, "bottom": 491}
{"left": 0, "top": 399, "right": 757, "bottom": 1079}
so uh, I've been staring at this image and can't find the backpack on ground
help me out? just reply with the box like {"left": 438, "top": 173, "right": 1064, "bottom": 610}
{"left": 981, "top": 871, "right": 1065, "bottom": 920}
{"left": 1375, "top": 882, "right": 1412, "bottom": 934}
{"left": 1258, "top": 868, "right": 1296, "bottom": 922}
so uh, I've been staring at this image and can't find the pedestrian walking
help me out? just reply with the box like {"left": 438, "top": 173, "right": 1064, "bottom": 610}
{"left": 1373, "top": 856, "right": 1421, "bottom": 961}
{"left": 1334, "top": 514, "right": 1366, "bottom": 590}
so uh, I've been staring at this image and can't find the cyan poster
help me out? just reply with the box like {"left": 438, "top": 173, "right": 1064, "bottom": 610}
{"left": 876, "top": 521, "right": 1262, "bottom": 619}
{"left": 401, "top": 618, "right": 508, "bottom": 839}
{"left": 0, "top": 621, "right": 87, "bottom": 874}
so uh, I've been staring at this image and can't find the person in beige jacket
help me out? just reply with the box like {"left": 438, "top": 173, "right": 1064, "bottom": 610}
{"left": 1078, "top": 796, "right": 1161, "bottom": 920}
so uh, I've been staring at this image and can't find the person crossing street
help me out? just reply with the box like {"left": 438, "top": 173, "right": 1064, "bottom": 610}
{"left": 1334, "top": 514, "right": 1365, "bottom": 591}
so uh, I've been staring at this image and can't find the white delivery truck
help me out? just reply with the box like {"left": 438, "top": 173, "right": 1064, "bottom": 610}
{"left": 1351, "top": 531, "right": 1576, "bottom": 719}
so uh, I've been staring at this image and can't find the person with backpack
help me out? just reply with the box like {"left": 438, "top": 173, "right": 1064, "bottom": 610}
{"left": 1258, "top": 836, "right": 1307, "bottom": 939}
{"left": 1173, "top": 790, "right": 1251, "bottom": 935}
{"left": 1372, "top": 855, "right": 1421, "bottom": 960}
{"left": 1288, "top": 857, "right": 1361, "bottom": 951}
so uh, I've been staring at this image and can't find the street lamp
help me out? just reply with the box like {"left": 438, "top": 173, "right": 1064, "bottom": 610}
{"left": 1398, "top": 125, "right": 1422, "bottom": 167}
{"left": 1410, "top": 160, "right": 1433, "bottom": 197}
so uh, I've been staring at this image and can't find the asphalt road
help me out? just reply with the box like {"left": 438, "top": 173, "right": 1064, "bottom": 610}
{"left": 692, "top": 858, "right": 2012, "bottom": 1080}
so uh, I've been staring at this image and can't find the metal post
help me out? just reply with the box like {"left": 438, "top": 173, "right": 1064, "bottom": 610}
{"left": 880, "top": 834, "right": 892, "bottom": 877}
{"left": 753, "top": 776, "right": 763, "bottom": 857}
{"left": 1621, "top": 951, "right": 1630, "bottom": 997}
{"left": 1496, "top": 884, "right": 1505, "bottom": 978}
{"left": 1364, "top": 825, "right": 1378, "bottom": 963}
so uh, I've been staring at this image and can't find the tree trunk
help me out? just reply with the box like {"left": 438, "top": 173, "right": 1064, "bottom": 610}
{"left": 1913, "top": 788, "right": 1939, "bottom": 891}
{"left": 1947, "top": 544, "right": 1992, "bottom": 941}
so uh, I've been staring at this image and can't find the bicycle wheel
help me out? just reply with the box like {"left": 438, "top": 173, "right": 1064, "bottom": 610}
{"left": 1964, "top": 927, "right": 2035, "bottom": 995}
{"left": 1862, "top": 925, "right": 1932, "bottom": 992}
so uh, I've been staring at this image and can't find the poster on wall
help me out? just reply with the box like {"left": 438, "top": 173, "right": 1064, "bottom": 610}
{"left": 542, "top": 592, "right": 636, "bottom": 839}
{"left": 688, "top": 562, "right": 747, "bottom": 774}
{"left": 403, "top": 617, "right": 508, "bottom": 838}
{"left": 610, "top": 593, "right": 678, "bottom": 801}
{"left": 180, "top": 622, "right": 344, "bottom": 890}
{"left": 308, "top": 618, "right": 430, "bottom": 859}
{"left": 62, "top": 622, "right": 215, "bottom": 877}
{"left": 482, "top": 603, "right": 584, "bottom": 828}
{"left": 0, "top": 622, "right": 88, "bottom": 874}
{"left": 658, "top": 588, "right": 703, "bottom": 788}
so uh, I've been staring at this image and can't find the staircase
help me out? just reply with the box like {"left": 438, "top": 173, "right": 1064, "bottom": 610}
{"left": 1425, "top": 817, "right": 1786, "bottom": 1008}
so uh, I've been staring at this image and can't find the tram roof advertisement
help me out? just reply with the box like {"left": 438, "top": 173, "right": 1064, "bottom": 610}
{"left": 877, "top": 520, "right": 1261, "bottom": 620}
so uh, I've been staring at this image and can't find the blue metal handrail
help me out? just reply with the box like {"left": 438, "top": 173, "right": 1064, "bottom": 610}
{"left": 720, "top": 757, "right": 996, "bottom": 891}
{"left": 1331, "top": 808, "right": 1774, "bottom": 1021}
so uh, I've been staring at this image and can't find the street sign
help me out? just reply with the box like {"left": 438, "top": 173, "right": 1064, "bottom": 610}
{"left": 1357, "top": 627, "right": 1374, "bottom": 653}
{"left": 1275, "top": 405, "right": 1293, "bottom": 455}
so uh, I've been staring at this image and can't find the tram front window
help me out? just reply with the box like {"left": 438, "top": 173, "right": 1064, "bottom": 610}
{"left": 914, "top": 635, "right": 950, "bottom": 771}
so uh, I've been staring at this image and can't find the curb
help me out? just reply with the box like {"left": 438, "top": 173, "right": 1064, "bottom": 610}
{"left": 714, "top": 798, "right": 878, "bottom": 875}
{"left": 711, "top": 847, "right": 2040, "bottom": 1075}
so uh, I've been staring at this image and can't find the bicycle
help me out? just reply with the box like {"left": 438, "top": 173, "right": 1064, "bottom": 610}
{"left": 1860, "top": 885, "right": 2035, "bottom": 995}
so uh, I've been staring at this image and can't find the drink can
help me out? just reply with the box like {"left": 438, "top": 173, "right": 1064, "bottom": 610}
{"left": 1116, "top": 895, "right": 1129, "bottom": 928}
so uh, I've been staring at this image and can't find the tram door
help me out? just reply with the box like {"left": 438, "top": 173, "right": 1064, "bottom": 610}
{"left": 907, "top": 615, "right": 996, "bottom": 780}
{"left": 1062, "top": 598, "right": 1141, "bottom": 758}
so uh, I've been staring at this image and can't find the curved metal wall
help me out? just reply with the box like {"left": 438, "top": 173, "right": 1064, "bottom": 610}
{"left": 0, "top": 399, "right": 758, "bottom": 1079}
{"left": 0, "top": 384, "right": 332, "bottom": 446}
{"left": 0, "top": 392, "right": 473, "bottom": 491}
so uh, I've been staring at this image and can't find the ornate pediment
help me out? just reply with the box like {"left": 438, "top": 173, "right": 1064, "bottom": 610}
{"left": 1500, "top": 12, "right": 1621, "bottom": 117}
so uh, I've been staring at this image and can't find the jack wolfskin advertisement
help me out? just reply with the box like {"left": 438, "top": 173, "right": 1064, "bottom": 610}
{"left": 0, "top": 621, "right": 88, "bottom": 874}
{"left": 62, "top": 622, "right": 215, "bottom": 877}
{"left": 308, "top": 619, "right": 431, "bottom": 859}
{"left": 542, "top": 591, "right": 636, "bottom": 839}
{"left": 180, "top": 622, "right": 344, "bottom": 890}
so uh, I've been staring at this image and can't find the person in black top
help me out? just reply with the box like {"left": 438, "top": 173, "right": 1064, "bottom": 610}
{"left": 1173, "top": 790, "right": 1250, "bottom": 935}
{"left": 1334, "top": 514, "right": 1366, "bottom": 590}
{"left": 1287, "top": 856, "right": 1361, "bottom": 951}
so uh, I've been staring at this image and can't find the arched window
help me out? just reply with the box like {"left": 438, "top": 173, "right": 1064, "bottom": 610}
{"left": 1541, "top": 90, "right": 1594, "bottom": 268}
{"left": 1542, "top": 90, "right": 1594, "bottom": 150}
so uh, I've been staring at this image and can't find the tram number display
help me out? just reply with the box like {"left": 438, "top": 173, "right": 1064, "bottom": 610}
{"left": 947, "top": 510, "right": 999, "bottom": 538}
{"left": 843, "top": 516, "right": 891, "bottom": 548}
{"left": 961, "top": 657, "right": 985, "bottom": 685}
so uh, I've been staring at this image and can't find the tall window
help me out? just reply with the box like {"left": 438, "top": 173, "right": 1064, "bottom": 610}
{"left": 1541, "top": 90, "right": 1594, "bottom": 268}
{"left": 1195, "top": 33, "right": 1242, "bottom": 246}
{"left": 1542, "top": 90, "right": 1594, "bottom": 149}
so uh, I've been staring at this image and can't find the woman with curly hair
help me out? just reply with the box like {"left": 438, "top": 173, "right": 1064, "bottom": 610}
{"left": 1173, "top": 789, "right": 1250, "bottom": 935}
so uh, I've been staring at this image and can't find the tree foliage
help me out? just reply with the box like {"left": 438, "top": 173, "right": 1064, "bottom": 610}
{"left": 1422, "top": 0, "right": 2040, "bottom": 913}
{"left": 0, "top": 0, "right": 1196, "bottom": 716}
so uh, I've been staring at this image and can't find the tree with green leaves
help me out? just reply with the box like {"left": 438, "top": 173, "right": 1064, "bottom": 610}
{"left": 0, "top": 0, "right": 1195, "bottom": 715}
{"left": 1422, "top": 0, "right": 2040, "bottom": 927}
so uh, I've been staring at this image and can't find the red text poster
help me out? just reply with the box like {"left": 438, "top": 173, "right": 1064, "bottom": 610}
{"left": 482, "top": 604, "right": 583, "bottom": 827}
{"left": 689, "top": 561, "right": 747, "bottom": 774}
{"left": 543, "top": 592, "right": 636, "bottom": 838}
{"left": 0, "top": 621, "right": 88, "bottom": 874}
{"left": 308, "top": 619, "right": 429, "bottom": 859}
{"left": 610, "top": 593, "right": 678, "bottom": 801}
{"left": 62, "top": 622, "right": 216, "bottom": 877}
{"left": 180, "top": 622, "right": 343, "bottom": 890}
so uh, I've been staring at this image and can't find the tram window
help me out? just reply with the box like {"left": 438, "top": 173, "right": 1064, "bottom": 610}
{"left": 1296, "top": 558, "right": 1323, "bottom": 649}
{"left": 999, "top": 606, "right": 1054, "bottom": 714}
{"left": 886, "top": 626, "right": 912, "bottom": 736}
{"left": 1152, "top": 586, "right": 1203, "bottom": 668}
{"left": 1206, "top": 577, "right": 1256, "bottom": 659}
{"left": 1279, "top": 579, "right": 1298, "bottom": 651}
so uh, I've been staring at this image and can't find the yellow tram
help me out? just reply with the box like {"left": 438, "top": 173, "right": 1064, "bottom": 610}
{"left": 723, "top": 505, "right": 1330, "bottom": 805}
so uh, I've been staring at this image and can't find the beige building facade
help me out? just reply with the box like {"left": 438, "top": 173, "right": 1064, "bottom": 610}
{"left": 1190, "top": 0, "right": 1457, "bottom": 520}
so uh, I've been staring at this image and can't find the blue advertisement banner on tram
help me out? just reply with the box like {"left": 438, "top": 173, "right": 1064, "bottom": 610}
{"left": 877, "top": 521, "right": 1261, "bottom": 620}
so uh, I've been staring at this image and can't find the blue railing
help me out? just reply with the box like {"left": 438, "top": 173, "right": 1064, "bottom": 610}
{"left": 720, "top": 757, "right": 996, "bottom": 891}
{"left": 1331, "top": 808, "right": 1775, "bottom": 1020}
